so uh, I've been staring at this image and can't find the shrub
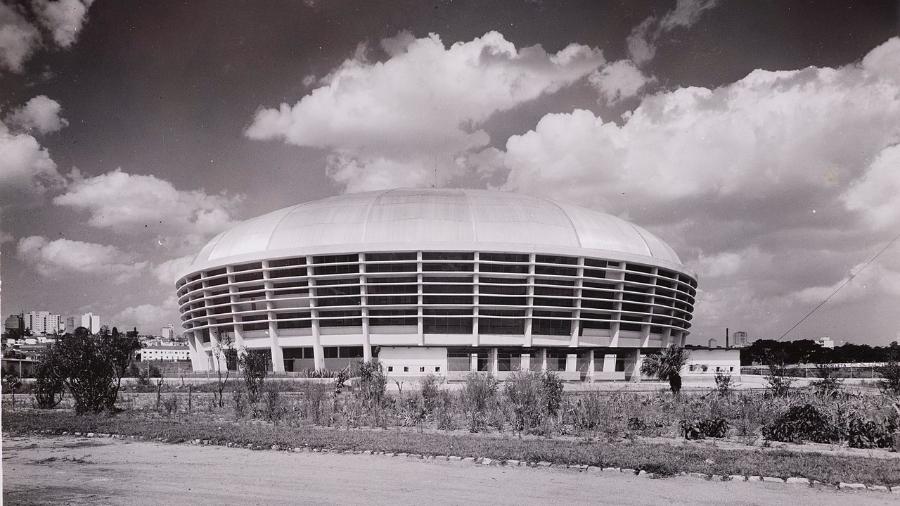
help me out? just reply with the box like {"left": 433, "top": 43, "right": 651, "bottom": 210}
{"left": 302, "top": 382, "right": 330, "bottom": 425}
{"left": 357, "top": 361, "right": 387, "bottom": 408}
{"left": 762, "top": 404, "right": 836, "bottom": 443}
{"left": 238, "top": 349, "right": 269, "bottom": 404}
{"left": 263, "top": 384, "right": 285, "bottom": 424}
{"left": 847, "top": 416, "right": 896, "bottom": 449}
{"left": 232, "top": 388, "right": 247, "bottom": 418}
{"left": 714, "top": 371, "right": 732, "bottom": 397}
{"left": 811, "top": 363, "right": 843, "bottom": 398}
{"left": 3, "top": 371, "right": 21, "bottom": 407}
{"left": 541, "top": 371, "right": 564, "bottom": 418}
{"left": 420, "top": 374, "right": 443, "bottom": 415}
{"left": 679, "top": 418, "right": 728, "bottom": 439}
{"left": 765, "top": 361, "right": 794, "bottom": 397}
{"left": 462, "top": 373, "right": 498, "bottom": 432}
{"left": 161, "top": 395, "right": 179, "bottom": 417}
{"left": 33, "top": 352, "right": 65, "bottom": 409}
{"left": 572, "top": 391, "right": 607, "bottom": 434}
{"left": 876, "top": 358, "right": 900, "bottom": 396}
{"left": 504, "top": 371, "right": 545, "bottom": 432}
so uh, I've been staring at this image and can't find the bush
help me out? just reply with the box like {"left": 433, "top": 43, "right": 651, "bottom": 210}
{"left": 161, "top": 395, "right": 179, "bottom": 417}
{"left": 847, "top": 416, "right": 896, "bottom": 449}
{"left": 504, "top": 371, "right": 545, "bottom": 432}
{"left": 357, "top": 361, "right": 387, "bottom": 408}
{"left": 420, "top": 374, "right": 443, "bottom": 415}
{"left": 232, "top": 388, "right": 247, "bottom": 418}
{"left": 679, "top": 418, "right": 728, "bottom": 439}
{"left": 876, "top": 358, "right": 900, "bottom": 396}
{"left": 765, "top": 361, "right": 794, "bottom": 397}
{"left": 462, "top": 373, "right": 498, "bottom": 432}
{"left": 302, "top": 382, "right": 330, "bottom": 425}
{"left": 762, "top": 404, "right": 836, "bottom": 443}
{"left": 541, "top": 371, "right": 564, "bottom": 418}
{"left": 238, "top": 349, "right": 269, "bottom": 404}
{"left": 714, "top": 371, "right": 732, "bottom": 397}
{"left": 263, "top": 384, "right": 285, "bottom": 424}
{"left": 811, "top": 363, "right": 842, "bottom": 398}
{"left": 33, "top": 352, "right": 65, "bottom": 409}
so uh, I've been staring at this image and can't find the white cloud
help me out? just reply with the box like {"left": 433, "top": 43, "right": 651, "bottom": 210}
{"left": 493, "top": 37, "right": 900, "bottom": 341}
{"left": 0, "top": 120, "right": 65, "bottom": 202}
{"left": 0, "top": 0, "right": 94, "bottom": 74}
{"left": 16, "top": 235, "right": 147, "bottom": 283}
{"left": 153, "top": 254, "right": 195, "bottom": 286}
{"left": 627, "top": 0, "right": 719, "bottom": 65}
{"left": 589, "top": 60, "right": 655, "bottom": 103}
{"left": 34, "top": 0, "right": 94, "bottom": 48}
{"left": 5, "top": 95, "right": 69, "bottom": 134}
{"left": 0, "top": 2, "right": 41, "bottom": 73}
{"left": 111, "top": 295, "right": 180, "bottom": 332}
{"left": 247, "top": 30, "right": 605, "bottom": 192}
{"left": 52, "top": 169, "right": 243, "bottom": 248}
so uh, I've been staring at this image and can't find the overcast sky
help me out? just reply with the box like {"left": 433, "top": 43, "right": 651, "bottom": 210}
{"left": 2, "top": 0, "right": 899, "bottom": 344}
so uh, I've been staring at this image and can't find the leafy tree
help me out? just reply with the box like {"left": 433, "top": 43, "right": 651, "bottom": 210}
{"left": 42, "top": 327, "right": 140, "bottom": 413}
{"left": 876, "top": 356, "right": 900, "bottom": 396}
{"left": 3, "top": 371, "right": 22, "bottom": 407}
{"left": 640, "top": 346, "right": 689, "bottom": 394}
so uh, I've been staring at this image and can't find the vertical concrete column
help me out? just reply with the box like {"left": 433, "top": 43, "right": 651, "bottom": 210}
{"left": 524, "top": 253, "right": 535, "bottom": 347}
{"left": 417, "top": 251, "right": 424, "bottom": 344}
{"left": 358, "top": 253, "right": 372, "bottom": 362}
{"left": 632, "top": 349, "right": 643, "bottom": 382}
{"left": 306, "top": 255, "right": 324, "bottom": 371}
{"left": 262, "top": 261, "right": 285, "bottom": 373}
{"left": 540, "top": 348, "right": 548, "bottom": 372}
{"left": 490, "top": 347, "right": 498, "bottom": 374}
{"left": 587, "top": 349, "right": 595, "bottom": 381}
{"left": 470, "top": 352, "right": 478, "bottom": 372}
{"left": 565, "top": 353, "right": 577, "bottom": 374}
{"left": 610, "top": 262, "right": 624, "bottom": 348}
{"left": 521, "top": 352, "right": 531, "bottom": 371}
{"left": 571, "top": 257, "right": 584, "bottom": 346}
{"left": 603, "top": 353, "right": 617, "bottom": 373}
{"left": 662, "top": 327, "right": 673, "bottom": 348}
{"left": 640, "top": 267, "right": 657, "bottom": 348}
{"left": 187, "top": 332, "right": 204, "bottom": 371}
{"left": 472, "top": 252, "right": 479, "bottom": 347}
{"left": 226, "top": 266, "right": 245, "bottom": 351}
{"left": 209, "top": 326, "right": 225, "bottom": 372}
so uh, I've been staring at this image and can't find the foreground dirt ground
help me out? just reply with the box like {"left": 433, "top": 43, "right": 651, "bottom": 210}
{"left": 2, "top": 436, "right": 896, "bottom": 505}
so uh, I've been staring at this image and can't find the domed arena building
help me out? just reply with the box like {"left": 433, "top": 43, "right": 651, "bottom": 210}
{"left": 176, "top": 189, "right": 697, "bottom": 381}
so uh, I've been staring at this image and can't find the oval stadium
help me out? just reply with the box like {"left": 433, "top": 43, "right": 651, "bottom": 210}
{"left": 176, "top": 189, "right": 697, "bottom": 381}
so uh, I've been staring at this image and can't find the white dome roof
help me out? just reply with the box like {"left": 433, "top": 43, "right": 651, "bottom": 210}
{"left": 184, "top": 189, "right": 685, "bottom": 275}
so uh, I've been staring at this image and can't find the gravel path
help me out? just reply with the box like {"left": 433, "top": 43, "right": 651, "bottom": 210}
{"left": 2, "top": 435, "right": 896, "bottom": 505}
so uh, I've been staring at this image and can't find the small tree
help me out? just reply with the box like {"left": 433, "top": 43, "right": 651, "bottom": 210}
{"left": 765, "top": 355, "right": 795, "bottom": 397}
{"left": 210, "top": 334, "right": 234, "bottom": 408}
{"left": 238, "top": 348, "right": 269, "bottom": 404}
{"left": 811, "top": 362, "right": 843, "bottom": 398}
{"left": 714, "top": 370, "right": 732, "bottom": 397}
{"left": 640, "top": 346, "right": 690, "bottom": 395}
{"left": 357, "top": 360, "right": 387, "bottom": 408}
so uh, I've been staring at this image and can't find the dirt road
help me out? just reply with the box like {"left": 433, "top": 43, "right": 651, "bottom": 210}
{"left": 2, "top": 436, "right": 895, "bottom": 505}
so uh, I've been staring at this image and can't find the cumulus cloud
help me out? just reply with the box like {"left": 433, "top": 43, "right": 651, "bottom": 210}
{"left": 52, "top": 169, "right": 243, "bottom": 248}
{"left": 0, "top": 118, "right": 66, "bottom": 203}
{"left": 153, "top": 254, "right": 195, "bottom": 286}
{"left": 4, "top": 95, "right": 69, "bottom": 134}
{"left": 16, "top": 235, "right": 147, "bottom": 283}
{"left": 34, "top": 0, "right": 94, "bottom": 48}
{"left": 589, "top": 60, "right": 656, "bottom": 103}
{"left": 627, "top": 0, "right": 719, "bottom": 65}
{"left": 111, "top": 295, "right": 180, "bottom": 332}
{"left": 247, "top": 30, "right": 605, "bottom": 191}
{"left": 0, "top": 0, "right": 94, "bottom": 74}
{"left": 0, "top": 2, "right": 41, "bottom": 73}
{"left": 493, "top": 37, "right": 900, "bottom": 340}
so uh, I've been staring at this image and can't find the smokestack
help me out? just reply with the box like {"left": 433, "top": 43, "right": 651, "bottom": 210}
{"left": 726, "top": 327, "right": 730, "bottom": 349}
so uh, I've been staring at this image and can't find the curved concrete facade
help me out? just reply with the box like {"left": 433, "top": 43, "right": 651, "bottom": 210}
{"left": 177, "top": 189, "right": 697, "bottom": 380}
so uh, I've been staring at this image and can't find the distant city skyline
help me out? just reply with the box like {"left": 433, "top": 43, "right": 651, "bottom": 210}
{"left": 2, "top": 1, "right": 899, "bottom": 344}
